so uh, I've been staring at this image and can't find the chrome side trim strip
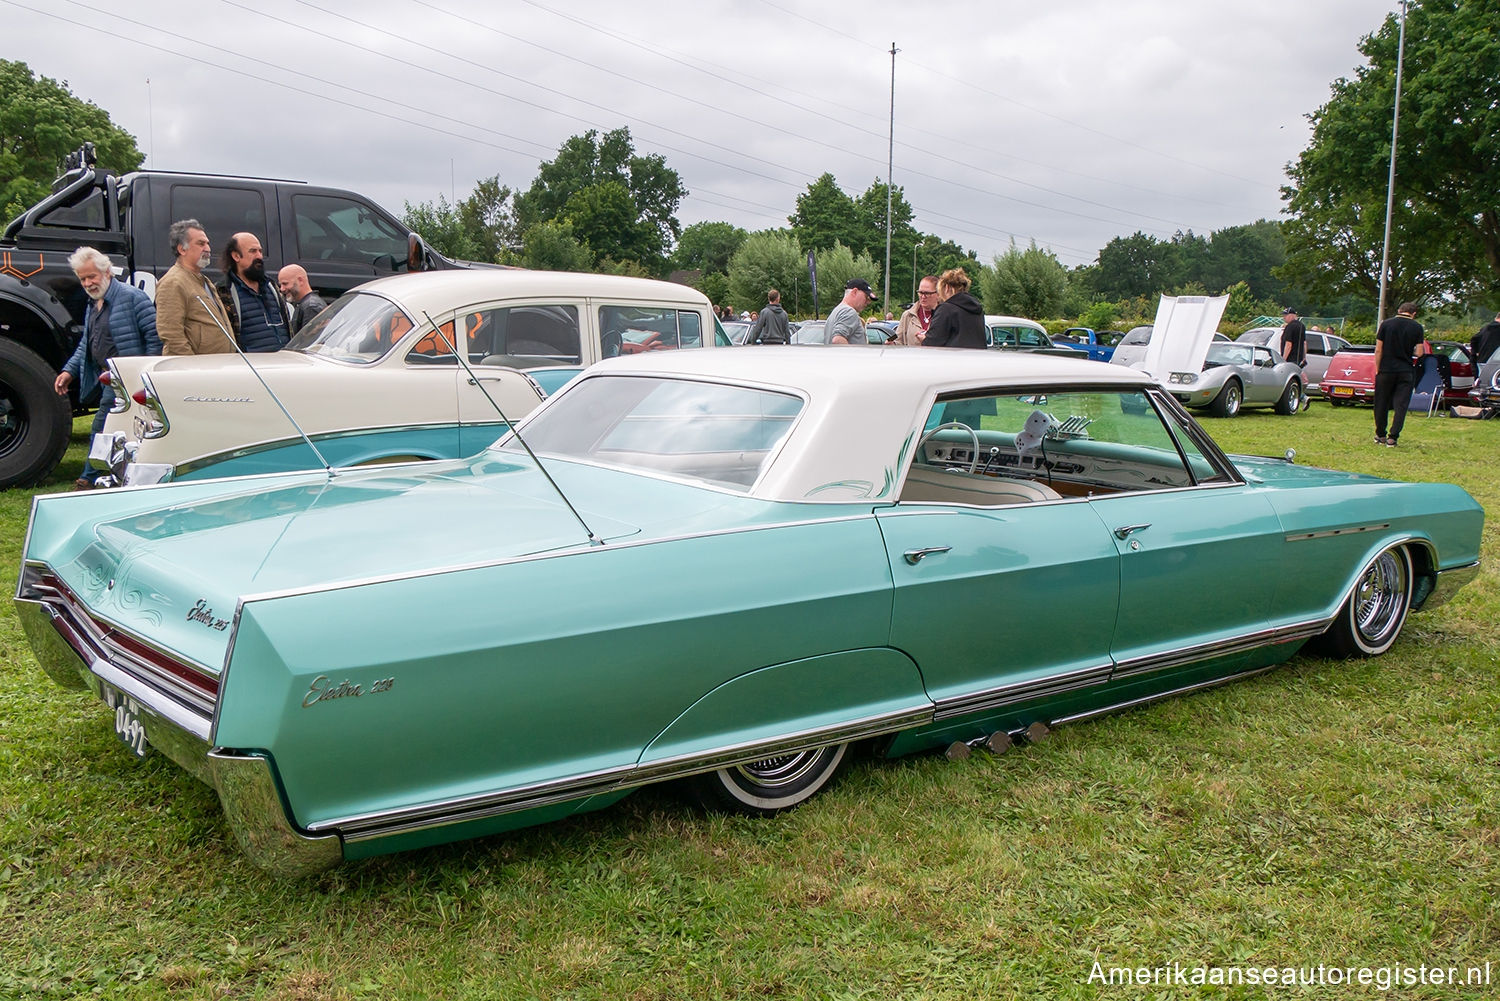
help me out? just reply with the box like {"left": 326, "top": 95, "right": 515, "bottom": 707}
{"left": 1048, "top": 665, "right": 1281, "bottom": 728}
{"left": 318, "top": 703, "right": 934, "bottom": 842}
{"left": 1285, "top": 522, "right": 1391, "bottom": 542}
{"left": 1111, "top": 618, "right": 1327, "bottom": 679}
{"left": 932, "top": 663, "right": 1114, "bottom": 721}
{"left": 172, "top": 423, "right": 474, "bottom": 477}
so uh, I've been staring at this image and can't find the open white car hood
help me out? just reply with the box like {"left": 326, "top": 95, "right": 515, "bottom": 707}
{"left": 1136, "top": 295, "right": 1230, "bottom": 382}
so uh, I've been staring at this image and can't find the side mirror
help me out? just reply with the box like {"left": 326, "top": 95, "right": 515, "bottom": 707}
{"left": 407, "top": 233, "right": 427, "bottom": 272}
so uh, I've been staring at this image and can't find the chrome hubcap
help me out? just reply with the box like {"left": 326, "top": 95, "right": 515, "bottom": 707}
{"left": 1354, "top": 551, "right": 1409, "bottom": 645}
{"left": 734, "top": 750, "right": 823, "bottom": 790}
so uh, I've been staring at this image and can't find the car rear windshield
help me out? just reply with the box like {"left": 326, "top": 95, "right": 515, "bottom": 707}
{"left": 498, "top": 376, "right": 803, "bottom": 492}
{"left": 287, "top": 292, "right": 414, "bottom": 364}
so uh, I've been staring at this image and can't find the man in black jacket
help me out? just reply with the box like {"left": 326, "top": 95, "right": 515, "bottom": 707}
{"left": 746, "top": 289, "right": 790, "bottom": 344}
{"left": 1470, "top": 310, "right": 1500, "bottom": 364}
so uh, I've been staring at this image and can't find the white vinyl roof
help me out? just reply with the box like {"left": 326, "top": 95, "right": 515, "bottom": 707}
{"left": 555, "top": 346, "right": 1156, "bottom": 503}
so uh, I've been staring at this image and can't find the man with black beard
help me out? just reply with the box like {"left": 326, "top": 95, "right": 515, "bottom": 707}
{"left": 218, "top": 232, "right": 291, "bottom": 351}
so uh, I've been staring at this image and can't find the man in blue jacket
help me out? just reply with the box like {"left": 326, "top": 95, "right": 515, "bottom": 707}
{"left": 53, "top": 246, "right": 162, "bottom": 488}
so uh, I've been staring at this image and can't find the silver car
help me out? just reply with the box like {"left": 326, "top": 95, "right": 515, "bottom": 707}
{"left": 1237, "top": 326, "right": 1352, "bottom": 394}
{"left": 1164, "top": 342, "right": 1306, "bottom": 417}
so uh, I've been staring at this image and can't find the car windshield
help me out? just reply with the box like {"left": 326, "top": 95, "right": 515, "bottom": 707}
{"left": 286, "top": 292, "right": 414, "bottom": 364}
{"left": 1238, "top": 329, "right": 1276, "bottom": 346}
{"left": 498, "top": 376, "right": 803, "bottom": 491}
{"left": 1205, "top": 344, "right": 1255, "bottom": 367}
{"left": 1120, "top": 326, "right": 1152, "bottom": 345}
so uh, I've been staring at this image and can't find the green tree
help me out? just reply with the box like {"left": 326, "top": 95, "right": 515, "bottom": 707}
{"left": 1095, "top": 231, "right": 1181, "bottom": 299}
{"left": 520, "top": 220, "right": 594, "bottom": 272}
{"left": 728, "top": 231, "right": 811, "bottom": 316}
{"left": 1199, "top": 220, "right": 1286, "bottom": 300}
{"left": 855, "top": 180, "right": 919, "bottom": 309}
{"left": 512, "top": 128, "right": 685, "bottom": 274}
{"left": 698, "top": 271, "right": 731, "bottom": 311}
{"left": 672, "top": 221, "right": 748, "bottom": 275}
{"left": 458, "top": 175, "right": 517, "bottom": 263}
{"left": 982, "top": 241, "right": 1069, "bottom": 319}
{"left": 1280, "top": 0, "right": 1500, "bottom": 310}
{"left": 403, "top": 195, "right": 482, "bottom": 262}
{"left": 789, "top": 173, "right": 860, "bottom": 255}
{"left": 0, "top": 60, "right": 143, "bottom": 219}
{"left": 813, "top": 242, "right": 881, "bottom": 314}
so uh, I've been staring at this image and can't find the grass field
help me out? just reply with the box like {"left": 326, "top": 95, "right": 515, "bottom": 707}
{"left": 2, "top": 404, "right": 1496, "bottom": 1000}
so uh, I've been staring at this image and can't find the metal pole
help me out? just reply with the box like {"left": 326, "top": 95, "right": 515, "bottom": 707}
{"left": 884, "top": 42, "right": 897, "bottom": 317}
{"left": 1376, "top": 0, "right": 1407, "bottom": 327}
{"left": 912, "top": 239, "right": 923, "bottom": 302}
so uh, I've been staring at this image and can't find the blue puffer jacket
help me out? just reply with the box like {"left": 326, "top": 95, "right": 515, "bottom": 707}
{"left": 62, "top": 279, "right": 162, "bottom": 404}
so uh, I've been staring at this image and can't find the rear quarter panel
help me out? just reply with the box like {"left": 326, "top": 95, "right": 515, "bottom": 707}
{"left": 214, "top": 516, "right": 925, "bottom": 829}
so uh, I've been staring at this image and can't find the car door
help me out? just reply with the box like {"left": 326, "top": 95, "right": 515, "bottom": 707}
{"left": 451, "top": 303, "right": 578, "bottom": 453}
{"left": 1093, "top": 395, "right": 1284, "bottom": 680}
{"left": 877, "top": 390, "right": 1122, "bottom": 718}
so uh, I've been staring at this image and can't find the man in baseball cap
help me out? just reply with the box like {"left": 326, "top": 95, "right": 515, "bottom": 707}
{"left": 826, "top": 279, "right": 876, "bottom": 345}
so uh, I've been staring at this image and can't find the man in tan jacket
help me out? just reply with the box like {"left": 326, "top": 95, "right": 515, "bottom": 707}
{"left": 155, "top": 219, "right": 236, "bottom": 355}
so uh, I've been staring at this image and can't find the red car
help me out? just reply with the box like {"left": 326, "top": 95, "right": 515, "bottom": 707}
{"left": 1322, "top": 342, "right": 1475, "bottom": 408}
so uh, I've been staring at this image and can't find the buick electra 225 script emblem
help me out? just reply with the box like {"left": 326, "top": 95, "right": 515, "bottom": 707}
{"left": 181, "top": 395, "right": 253, "bottom": 403}
{"left": 186, "top": 599, "right": 230, "bottom": 631}
{"left": 303, "top": 675, "right": 395, "bottom": 708}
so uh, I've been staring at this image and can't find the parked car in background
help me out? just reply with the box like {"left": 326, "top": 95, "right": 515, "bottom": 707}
{"left": 1165, "top": 341, "right": 1306, "bottom": 417}
{"left": 1111, "top": 326, "right": 1230, "bottom": 370}
{"left": 985, "top": 315, "right": 1053, "bottom": 350}
{"left": 722, "top": 320, "right": 751, "bottom": 345}
{"left": 866, "top": 320, "right": 898, "bottom": 344}
{"left": 791, "top": 320, "right": 826, "bottom": 344}
{"left": 1322, "top": 341, "right": 1476, "bottom": 410}
{"left": 18, "top": 347, "right": 1481, "bottom": 874}
{"left": 1053, "top": 327, "right": 1124, "bottom": 362}
{"left": 1236, "top": 326, "right": 1352, "bottom": 395}
{"left": 92, "top": 270, "right": 726, "bottom": 486}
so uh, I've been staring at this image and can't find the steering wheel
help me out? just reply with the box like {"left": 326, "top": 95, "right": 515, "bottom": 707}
{"left": 916, "top": 421, "right": 981, "bottom": 475}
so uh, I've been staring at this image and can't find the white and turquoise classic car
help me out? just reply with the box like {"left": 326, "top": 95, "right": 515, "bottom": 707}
{"left": 17, "top": 348, "right": 1481, "bottom": 875}
{"left": 91, "top": 270, "right": 727, "bottom": 485}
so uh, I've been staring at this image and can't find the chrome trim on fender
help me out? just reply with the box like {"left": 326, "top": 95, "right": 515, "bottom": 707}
{"left": 317, "top": 703, "right": 934, "bottom": 842}
{"left": 1111, "top": 619, "right": 1327, "bottom": 679}
{"left": 1418, "top": 560, "right": 1480, "bottom": 610}
{"left": 1285, "top": 522, "right": 1391, "bottom": 542}
{"left": 170, "top": 422, "right": 474, "bottom": 478}
{"left": 208, "top": 751, "right": 343, "bottom": 877}
{"left": 932, "top": 663, "right": 1114, "bottom": 721}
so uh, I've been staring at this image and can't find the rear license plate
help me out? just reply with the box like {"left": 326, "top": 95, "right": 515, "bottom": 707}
{"left": 100, "top": 682, "right": 150, "bottom": 758}
{"left": 1332, "top": 387, "right": 1354, "bottom": 396}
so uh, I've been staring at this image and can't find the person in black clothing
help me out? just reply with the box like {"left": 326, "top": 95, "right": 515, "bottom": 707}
{"left": 923, "top": 267, "right": 986, "bottom": 348}
{"left": 1280, "top": 308, "right": 1307, "bottom": 365}
{"left": 1469, "top": 310, "right": 1500, "bottom": 364}
{"left": 746, "top": 288, "right": 790, "bottom": 344}
{"left": 1373, "top": 302, "right": 1429, "bottom": 446}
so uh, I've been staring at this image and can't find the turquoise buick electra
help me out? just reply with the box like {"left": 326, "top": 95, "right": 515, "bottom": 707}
{"left": 16, "top": 348, "right": 1482, "bottom": 875}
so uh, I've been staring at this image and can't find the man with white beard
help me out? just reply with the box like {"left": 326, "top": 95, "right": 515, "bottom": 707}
{"left": 53, "top": 246, "right": 161, "bottom": 488}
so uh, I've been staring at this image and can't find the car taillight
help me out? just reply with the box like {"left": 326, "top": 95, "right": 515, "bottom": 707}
{"left": 132, "top": 389, "right": 151, "bottom": 406}
{"left": 99, "top": 371, "right": 112, "bottom": 387}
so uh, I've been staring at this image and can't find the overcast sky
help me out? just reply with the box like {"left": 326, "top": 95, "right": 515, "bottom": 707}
{"left": 4, "top": 0, "right": 1400, "bottom": 269}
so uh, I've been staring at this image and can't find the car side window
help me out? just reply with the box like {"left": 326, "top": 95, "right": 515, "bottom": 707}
{"left": 902, "top": 387, "right": 1231, "bottom": 506}
{"left": 444, "top": 305, "right": 583, "bottom": 367}
{"left": 170, "top": 185, "right": 268, "bottom": 264}
{"left": 599, "top": 305, "right": 705, "bottom": 357}
{"left": 404, "top": 318, "right": 461, "bottom": 363}
{"left": 294, "top": 194, "right": 409, "bottom": 272}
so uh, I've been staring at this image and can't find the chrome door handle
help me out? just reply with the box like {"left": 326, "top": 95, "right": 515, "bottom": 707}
{"left": 903, "top": 546, "right": 952, "bottom": 565}
{"left": 1113, "top": 523, "right": 1151, "bottom": 540}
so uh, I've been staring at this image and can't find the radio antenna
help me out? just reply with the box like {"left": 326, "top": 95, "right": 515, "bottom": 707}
{"left": 421, "top": 311, "right": 603, "bottom": 547}
{"left": 195, "top": 294, "right": 334, "bottom": 476}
